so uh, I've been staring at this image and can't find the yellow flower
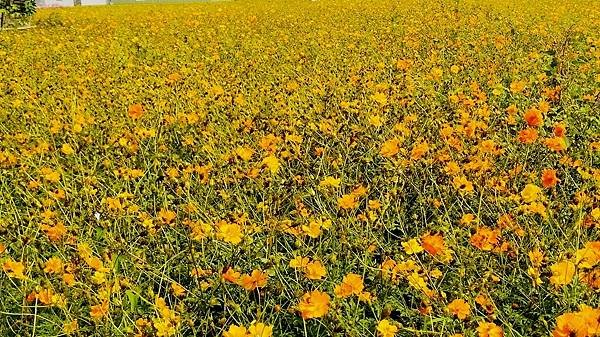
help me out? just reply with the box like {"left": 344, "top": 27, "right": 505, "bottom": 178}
{"left": 376, "top": 319, "right": 398, "bottom": 337}
{"left": 217, "top": 222, "right": 243, "bottom": 244}
{"left": 236, "top": 146, "right": 254, "bottom": 161}
{"left": 460, "top": 213, "right": 476, "bottom": 226}
{"left": 369, "top": 115, "right": 383, "bottom": 127}
{"left": 223, "top": 325, "right": 247, "bottom": 337}
{"left": 526, "top": 202, "right": 547, "bottom": 217}
{"left": 453, "top": 176, "right": 474, "bottom": 194}
{"left": 248, "top": 322, "right": 273, "bottom": 337}
{"left": 575, "top": 241, "right": 600, "bottom": 269}
{"left": 549, "top": 260, "right": 576, "bottom": 287}
{"left": 262, "top": 155, "right": 280, "bottom": 174}
{"left": 528, "top": 249, "right": 544, "bottom": 267}
{"left": 370, "top": 92, "right": 387, "bottom": 106}
{"left": 430, "top": 67, "right": 443, "bottom": 81}
{"left": 402, "top": 238, "right": 424, "bottom": 255}
{"left": 319, "top": 176, "right": 341, "bottom": 188}
{"left": 158, "top": 208, "right": 177, "bottom": 225}
{"left": 297, "top": 290, "right": 330, "bottom": 319}
{"left": 407, "top": 272, "right": 433, "bottom": 297}
{"left": 358, "top": 291, "right": 373, "bottom": 303}
{"left": 510, "top": 79, "right": 527, "bottom": 93}
{"left": 63, "top": 320, "right": 78, "bottom": 334}
{"left": 289, "top": 256, "right": 310, "bottom": 269}
{"left": 521, "top": 184, "right": 542, "bottom": 203}
{"left": 61, "top": 143, "right": 75, "bottom": 155}
{"left": 154, "top": 318, "right": 177, "bottom": 337}
{"left": 590, "top": 208, "right": 600, "bottom": 220}
{"left": 40, "top": 167, "right": 61, "bottom": 183}
{"left": 301, "top": 221, "right": 322, "bottom": 238}
{"left": 91, "top": 271, "right": 106, "bottom": 284}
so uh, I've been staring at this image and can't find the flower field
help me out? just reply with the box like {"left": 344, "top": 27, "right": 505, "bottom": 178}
{"left": 0, "top": 0, "right": 599, "bottom": 336}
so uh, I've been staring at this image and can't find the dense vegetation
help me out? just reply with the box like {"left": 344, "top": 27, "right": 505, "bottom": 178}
{"left": 0, "top": 0, "right": 599, "bottom": 336}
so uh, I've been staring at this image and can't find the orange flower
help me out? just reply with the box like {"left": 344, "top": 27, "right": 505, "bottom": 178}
{"left": 553, "top": 122, "right": 566, "bottom": 137}
{"left": 575, "top": 241, "right": 600, "bottom": 269}
{"left": 90, "top": 300, "right": 109, "bottom": 320}
{"left": 222, "top": 268, "right": 241, "bottom": 283}
{"left": 544, "top": 137, "right": 567, "bottom": 152}
{"left": 63, "top": 273, "right": 76, "bottom": 286}
{"left": 517, "top": 128, "right": 538, "bottom": 144}
{"left": 421, "top": 233, "right": 445, "bottom": 256}
{"left": 305, "top": 261, "right": 327, "bottom": 280}
{"left": 510, "top": 79, "right": 526, "bottom": 93}
{"left": 380, "top": 139, "right": 401, "bottom": 158}
{"left": 541, "top": 169, "right": 559, "bottom": 188}
{"left": 2, "top": 259, "right": 27, "bottom": 279}
{"left": 157, "top": 208, "right": 177, "bottom": 225}
{"left": 475, "top": 293, "right": 495, "bottom": 314}
{"left": 470, "top": 227, "right": 501, "bottom": 251}
{"left": 127, "top": 103, "right": 144, "bottom": 120}
{"left": 477, "top": 322, "right": 504, "bottom": 337}
{"left": 43, "top": 257, "right": 63, "bottom": 274}
{"left": 171, "top": 282, "right": 185, "bottom": 297}
{"left": 338, "top": 194, "right": 358, "bottom": 210}
{"left": 334, "top": 273, "right": 364, "bottom": 298}
{"left": 447, "top": 299, "right": 471, "bottom": 320}
{"left": 36, "top": 288, "right": 57, "bottom": 305}
{"left": 238, "top": 269, "right": 268, "bottom": 291}
{"left": 410, "top": 141, "right": 429, "bottom": 160}
{"left": 523, "top": 107, "right": 543, "bottom": 127}
{"left": 552, "top": 305, "right": 600, "bottom": 337}
{"left": 297, "top": 290, "right": 330, "bottom": 319}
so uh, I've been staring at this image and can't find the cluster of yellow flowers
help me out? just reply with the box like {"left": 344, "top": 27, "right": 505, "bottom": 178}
{"left": 0, "top": 0, "right": 599, "bottom": 336}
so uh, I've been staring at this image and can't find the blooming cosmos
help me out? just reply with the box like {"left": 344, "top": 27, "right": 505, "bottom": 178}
{"left": 297, "top": 290, "right": 330, "bottom": 319}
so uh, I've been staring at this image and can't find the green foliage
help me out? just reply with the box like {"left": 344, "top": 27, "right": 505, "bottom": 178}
{"left": 0, "top": 0, "right": 36, "bottom": 19}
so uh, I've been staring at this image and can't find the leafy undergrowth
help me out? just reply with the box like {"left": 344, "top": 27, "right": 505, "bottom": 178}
{"left": 0, "top": 0, "right": 599, "bottom": 336}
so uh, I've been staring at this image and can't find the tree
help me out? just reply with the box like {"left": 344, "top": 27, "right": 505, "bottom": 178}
{"left": 0, "top": 0, "right": 36, "bottom": 23}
